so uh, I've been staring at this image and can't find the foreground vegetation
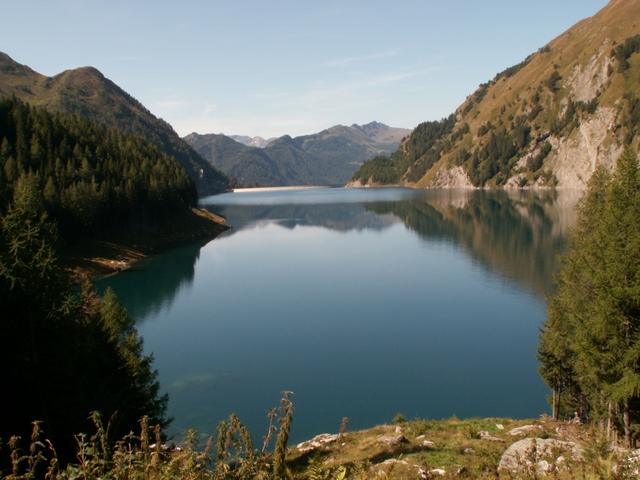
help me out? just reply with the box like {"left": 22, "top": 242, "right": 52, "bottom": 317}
{"left": 0, "top": 177, "right": 168, "bottom": 462}
{"left": 4, "top": 411, "right": 640, "bottom": 479}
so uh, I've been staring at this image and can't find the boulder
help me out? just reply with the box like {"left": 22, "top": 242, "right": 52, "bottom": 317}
{"left": 421, "top": 439, "right": 436, "bottom": 449}
{"left": 377, "top": 433, "right": 409, "bottom": 448}
{"left": 479, "top": 430, "right": 503, "bottom": 442}
{"left": 296, "top": 433, "right": 339, "bottom": 454}
{"left": 508, "top": 424, "right": 543, "bottom": 436}
{"left": 498, "top": 438, "right": 583, "bottom": 473}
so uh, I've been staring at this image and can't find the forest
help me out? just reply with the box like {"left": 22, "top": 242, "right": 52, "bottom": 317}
{"left": 0, "top": 97, "right": 198, "bottom": 240}
{"left": 0, "top": 98, "right": 212, "bottom": 462}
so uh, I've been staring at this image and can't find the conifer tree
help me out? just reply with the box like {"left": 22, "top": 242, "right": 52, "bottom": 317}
{"left": 0, "top": 176, "right": 168, "bottom": 460}
{"left": 539, "top": 148, "right": 640, "bottom": 446}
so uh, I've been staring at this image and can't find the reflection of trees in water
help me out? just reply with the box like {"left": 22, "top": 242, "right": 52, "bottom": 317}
{"left": 209, "top": 202, "right": 399, "bottom": 233}
{"left": 97, "top": 242, "right": 203, "bottom": 321}
{"left": 366, "top": 190, "right": 578, "bottom": 297}
{"left": 102, "top": 189, "right": 578, "bottom": 322}
{"left": 212, "top": 189, "right": 578, "bottom": 297}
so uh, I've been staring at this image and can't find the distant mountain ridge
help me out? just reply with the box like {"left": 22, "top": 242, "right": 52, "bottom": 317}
{"left": 0, "top": 52, "right": 229, "bottom": 195}
{"left": 230, "top": 135, "right": 276, "bottom": 148}
{"left": 351, "top": 0, "right": 640, "bottom": 190}
{"left": 185, "top": 122, "right": 410, "bottom": 187}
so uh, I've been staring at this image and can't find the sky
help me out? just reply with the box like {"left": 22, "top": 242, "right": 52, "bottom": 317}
{"left": 1, "top": 0, "right": 608, "bottom": 138}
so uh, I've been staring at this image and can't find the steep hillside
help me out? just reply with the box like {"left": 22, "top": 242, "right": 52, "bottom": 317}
{"left": 186, "top": 122, "right": 410, "bottom": 187}
{"left": 184, "top": 132, "right": 286, "bottom": 186}
{"left": 0, "top": 98, "right": 227, "bottom": 248}
{"left": 351, "top": 0, "right": 640, "bottom": 190}
{"left": 0, "top": 52, "right": 229, "bottom": 195}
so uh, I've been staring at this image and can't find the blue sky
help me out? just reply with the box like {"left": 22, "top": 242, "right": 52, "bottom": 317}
{"left": 2, "top": 0, "right": 607, "bottom": 138}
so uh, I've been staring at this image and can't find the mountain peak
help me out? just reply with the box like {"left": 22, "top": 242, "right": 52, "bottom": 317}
{"left": 362, "top": 121, "right": 387, "bottom": 128}
{"left": 0, "top": 51, "right": 39, "bottom": 77}
{"left": 0, "top": 52, "right": 229, "bottom": 195}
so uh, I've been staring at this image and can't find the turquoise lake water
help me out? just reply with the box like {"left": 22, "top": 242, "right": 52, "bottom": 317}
{"left": 97, "top": 187, "right": 577, "bottom": 442}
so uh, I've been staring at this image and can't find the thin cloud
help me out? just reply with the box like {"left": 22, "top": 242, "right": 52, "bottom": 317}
{"left": 322, "top": 50, "right": 399, "bottom": 68}
{"left": 279, "top": 65, "right": 444, "bottom": 110}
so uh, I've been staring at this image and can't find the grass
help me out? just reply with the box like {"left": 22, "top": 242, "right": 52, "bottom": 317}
{"left": 3, "top": 412, "right": 640, "bottom": 479}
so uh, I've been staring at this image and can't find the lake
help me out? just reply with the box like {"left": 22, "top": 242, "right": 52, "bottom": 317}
{"left": 97, "top": 187, "right": 579, "bottom": 443}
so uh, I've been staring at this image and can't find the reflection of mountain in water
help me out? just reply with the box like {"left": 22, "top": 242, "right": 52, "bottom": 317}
{"left": 208, "top": 202, "right": 399, "bottom": 233}
{"left": 208, "top": 188, "right": 578, "bottom": 297}
{"left": 96, "top": 242, "right": 203, "bottom": 321}
{"left": 366, "top": 189, "right": 579, "bottom": 296}
{"left": 102, "top": 188, "right": 579, "bottom": 323}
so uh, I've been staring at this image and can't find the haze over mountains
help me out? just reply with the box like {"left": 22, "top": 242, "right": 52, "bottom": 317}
{"left": 0, "top": 52, "right": 229, "bottom": 195}
{"left": 230, "top": 135, "right": 275, "bottom": 149}
{"left": 185, "top": 121, "right": 410, "bottom": 187}
{"left": 352, "top": 0, "right": 640, "bottom": 191}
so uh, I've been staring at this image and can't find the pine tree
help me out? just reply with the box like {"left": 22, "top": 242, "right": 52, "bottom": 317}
{"left": 0, "top": 175, "right": 168, "bottom": 460}
{"left": 539, "top": 148, "right": 640, "bottom": 446}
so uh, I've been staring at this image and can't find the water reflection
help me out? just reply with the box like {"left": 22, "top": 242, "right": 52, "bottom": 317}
{"left": 365, "top": 189, "right": 578, "bottom": 296}
{"left": 204, "top": 188, "right": 579, "bottom": 297}
{"left": 97, "top": 187, "right": 581, "bottom": 440}
{"left": 97, "top": 242, "right": 203, "bottom": 320}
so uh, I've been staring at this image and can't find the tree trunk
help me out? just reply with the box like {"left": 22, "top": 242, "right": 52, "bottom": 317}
{"left": 552, "top": 388, "right": 559, "bottom": 420}
{"left": 623, "top": 399, "right": 632, "bottom": 448}
{"left": 606, "top": 400, "right": 613, "bottom": 441}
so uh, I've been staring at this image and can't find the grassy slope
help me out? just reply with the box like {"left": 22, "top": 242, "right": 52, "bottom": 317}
{"left": 353, "top": 0, "right": 640, "bottom": 189}
{"left": 287, "top": 417, "right": 627, "bottom": 479}
{"left": 9, "top": 415, "right": 632, "bottom": 479}
{"left": 436, "top": 0, "right": 640, "bottom": 186}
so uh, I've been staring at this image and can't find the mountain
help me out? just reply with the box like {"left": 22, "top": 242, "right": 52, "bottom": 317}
{"left": 185, "top": 122, "right": 410, "bottom": 187}
{"left": 0, "top": 97, "right": 227, "bottom": 247}
{"left": 230, "top": 135, "right": 275, "bottom": 148}
{"left": 351, "top": 0, "right": 640, "bottom": 190}
{"left": 0, "top": 52, "right": 229, "bottom": 195}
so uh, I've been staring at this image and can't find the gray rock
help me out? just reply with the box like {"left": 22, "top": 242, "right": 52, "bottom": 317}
{"left": 479, "top": 430, "right": 503, "bottom": 442}
{"left": 377, "top": 433, "right": 408, "bottom": 448}
{"left": 508, "top": 424, "right": 543, "bottom": 436}
{"left": 499, "top": 438, "right": 583, "bottom": 473}
{"left": 296, "top": 433, "right": 339, "bottom": 454}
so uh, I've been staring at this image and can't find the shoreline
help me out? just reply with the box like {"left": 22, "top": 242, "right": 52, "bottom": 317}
{"left": 63, "top": 207, "right": 229, "bottom": 281}
{"left": 232, "top": 185, "right": 329, "bottom": 193}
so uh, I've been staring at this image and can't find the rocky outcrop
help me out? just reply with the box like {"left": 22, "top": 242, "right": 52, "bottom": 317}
{"left": 508, "top": 424, "right": 544, "bottom": 436}
{"left": 377, "top": 433, "right": 409, "bottom": 448}
{"left": 498, "top": 438, "right": 583, "bottom": 473}
{"left": 296, "top": 433, "right": 339, "bottom": 454}
{"left": 350, "top": 0, "right": 640, "bottom": 192}
{"left": 424, "top": 165, "right": 475, "bottom": 189}
{"left": 547, "top": 107, "right": 621, "bottom": 189}
{"left": 566, "top": 44, "right": 613, "bottom": 103}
